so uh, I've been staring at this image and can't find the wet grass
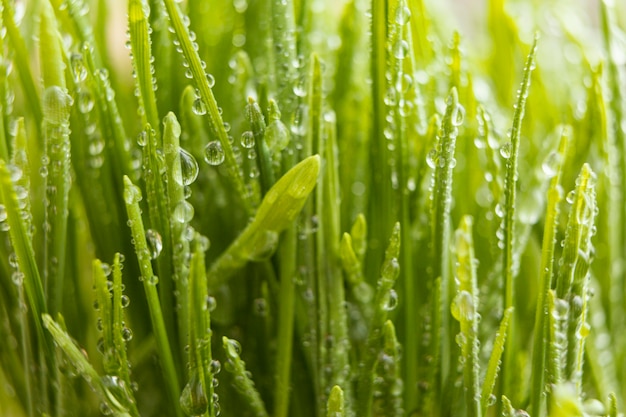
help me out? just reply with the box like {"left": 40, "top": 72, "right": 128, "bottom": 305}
{"left": 0, "top": 0, "right": 625, "bottom": 416}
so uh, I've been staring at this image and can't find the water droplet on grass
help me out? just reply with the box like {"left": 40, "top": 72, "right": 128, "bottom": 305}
{"left": 175, "top": 148, "right": 199, "bottom": 186}
{"left": 394, "top": 4, "right": 411, "bottom": 25}
{"left": 192, "top": 98, "right": 207, "bottom": 115}
{"left": 240, "top": 131, "right": 255, "bottom": 148}
{"left": 500, "top": 142, "right": 512, "bottom": 159}
{"left": 173, "top": 201, "right": 194, "bottom": 223}
{"left": 393, "top": 40, "right": 409, "bottom": 59}
{"left": 542, "top": 151, "right": 561, "bottom": 178}
{"left": 204, "top": 141, "right": 225, "bottom": 165}
{"left": 146, "top": 229, "right": 163, "bottom": 259}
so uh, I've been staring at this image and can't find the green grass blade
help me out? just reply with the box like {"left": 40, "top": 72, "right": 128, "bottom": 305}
{"left": 207, "top": 155, "right": 320, "bottom": 289}
{"left": 372, "top": 320, "right": 403, "bottom": 417}
{"left": 529, "top": 130, "right": 568, "bottom": 416}
{"left": 357, "top": 223, "right": 401, "bottom": 417}
{"left": 128, "top": 0, "right": 161, "bottom": 137}
{"left": 0, "top": 0, "right": 42, "bottom": 132}
{"left": 222, "top": 337, "right": 269, "bottom": 417}
{"left": 452, "top": 216, "right": 481, "bottom": 417}
{"left": 500, "top": 36, "right": 538, "bottom": 402}
{"left": 123, "top": 175, "right": 182, "bottom": 417}
{"left": 480, "top": 307, "right": 513, "bottom": 414}
{"left": 162, "top": 0, "right": 252, "bottom": 214}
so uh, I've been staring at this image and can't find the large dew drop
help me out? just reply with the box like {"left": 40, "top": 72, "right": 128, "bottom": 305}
{"left": 179, "top": 371, "right": 208, "bottom": 416}
{"left": 145, "top": 229, "right": 163, "bottom": 259}
{"left": 123, "top": 183, "right": 142, "bottom": 205}
{"left": 204, "top": 141, "right": 225, "bottom": 166}
{"left": 174, "top": 148, "right": 199, "bottom": 186}
{"left": 173, "top": 200, "right": 194, "bottom": 223}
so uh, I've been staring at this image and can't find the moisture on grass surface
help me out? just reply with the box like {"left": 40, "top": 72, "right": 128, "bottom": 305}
{"left": 0, "top": 0, "right": 625, "bottom": 416}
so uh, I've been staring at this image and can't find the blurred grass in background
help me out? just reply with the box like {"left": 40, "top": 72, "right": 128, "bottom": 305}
{"left": 0, "top": 0, "right": 625, "bottom": 416}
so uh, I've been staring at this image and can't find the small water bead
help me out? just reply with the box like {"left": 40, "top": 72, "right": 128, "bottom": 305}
{"left": 147, "top": 275, "right": 159, "bottom": 285}
{"left": 173, "top": 200, "right": 194, "bottom": 223}
{"left": 175, "top": 148, "right": 199, "bottom": 186}
{"left": 180, "top": 371, "right": 208, "bottom": 416}
{"left": 542, "top": 151, "right": 561, "bottom": 178}
{"left": 452, "top": 104, "right": 465, "bottom": 127}
{"left": 122, "top": 327, "right": 133, "bottom": 341}
{"left": 206, "top": 73, "right": 216, "bottom": 88}
{"left": 240, "top": 131, "right": 255, "bottom": 149}
{"left": 499, "top": 142, "right": 512, "bottom": 159}
{"left": 121, "top": 295, "right": 130, "bottom": 308}
{"left": 209, "top": 359, "right": 221, "bottom": 375}
{"left": 77, "top": 90, "right": 95, "bottom": 113}
{"left": 495, "top": 203, "right": 505, "bottom": 218}
{"left": 394, "top": 4, "right": 411, "bottom": 25}
{"left": 253, "top": 298, "right": 267, "bottom": 316}
{"left": 101, "top": 262, "right": 112, "bottom": 276}
{"left": 0, "top": 204, "right": 6, "bottom": 222}
{"left": 553, "top": 297, "right": 569, "bottom": 320}
{"left": 204, "top": 141, "right": 225, "bottom": 166}
{"left": 265, "top": 119, "right": 291, "bottom": 152}
{"left": 392, "top": 40, "right": 409, "bottom": 59}
{"left": 426, "top": 149, "right": 438, "bottom": 169}
{"left": 145, "top": 229, "right": 163, "bottom": 259}
{"left": 385, "top": 289, "right": 399, "bottom": 311}
{"left": 192, "top": 98, "right": 207, "bottom": 115}
{"left": 70, "top": 53, "right": 88, "bottom": 83}
{"left": 136, "top": 131, "right": 147, "bottom": 147}
{"left": 451, "top": 290, "right": 475, "bottom": 322}
{"left": 205, "top": 295, "right": 217, "bottom": 312}
{"left": 566, "top": 189, "right": 576, "bottom": 204}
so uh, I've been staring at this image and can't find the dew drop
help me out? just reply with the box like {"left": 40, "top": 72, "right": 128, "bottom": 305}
{"left": 192, "top": 98, "right": 207, "bottom": 115}
{"left": 453, "top": 104, "right": 465, "bottom": 127}
{"left": 542, "top": 151, "right": 561, "bottom": 178}
{"left": 175, "top": 148, "right": 199, "bottom": 186}
{"left": 77, "top": 90, "right": 95, "bottom": 113}
{"left": 136, "top": 131, "right": 147, "bottom": 147}
{"left": 499, "top": 142, "right": 512, "bottom": 159}
{"left": 426, "top": 149, "right": 438, "bottom": 169}
{"left": 123, "top": 183, "right": 142, "bottom": 204}
{"left": 180, "top": 371, "right": 208, "bottom": 416}
{"left": 224, "top": 338, "right": 242, "bottom": 356}
{"left": 145, "top": 229, "right": 163, "bottom": 259}
{"left": 204, "top": 141, "right": 225, "bottom": 166}
{"left": 265, "top": 120, "right": 290, "bottom": 152}
{"left": 173, "top": 200, "right": 194, "bottom": 223}
{"left": 394, "top": 4, "right": 411, "bottom": 25}
{"left": 392, "top": 40, "right": 409, "bottom": 59}
{"left": 206, "top": 73, "right": 216, "bottom": 88}
{"left": 451, "top": 290, "right": 474, "bottom": 322}
{"left": 566, "top": 189, "right": 576, "bottom": 204}
{"left": 147, "top": 275, "right": 159, "bottom": 285}
{"left": 209, "top": 359, "right": 221, "bottom": 374}
{"left": 122, "top": 327, "right": 133, "bottom": 341}
{"left": 385, "top": 289, "right": 399, "bottom": 311}
{"left": 240, "top": 131, "right": 255, "bottom": 149}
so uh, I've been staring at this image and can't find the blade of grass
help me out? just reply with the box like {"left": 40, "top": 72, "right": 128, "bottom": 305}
{"left": 529, "top": 130, "right": 568, "bottom": 416}
{"left": 357, "top": 223, "right": 401, "bottom": 417}
{"left": 500, "top": 36, "right": 538, "bottom": 405}
{"left": 222, "top": 337, "right": 269, "bottom": 417}
{"left": 480, "top": 306, "right": 513, "bottom": 414}
{"left": 207, "top": 155, "right": 320, "bottom": 290}
{"left": 452, "top": 216, "right": 481, "bottom": 417}
{"left": 162, "top": 0, "right": 252, "bottom": 214}
{"left": 123, "top": 175, "right": 182, "bottom": 417}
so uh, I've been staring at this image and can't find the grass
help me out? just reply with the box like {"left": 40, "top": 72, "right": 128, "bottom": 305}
{"left": 0, "top": 0, "right": 625, "bottom": 416}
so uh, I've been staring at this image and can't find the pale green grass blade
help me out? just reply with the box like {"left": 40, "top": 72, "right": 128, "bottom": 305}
{"left": 0, "top": 0, "right": 42, "bottom": 133}
{"left": 43, "top": 314, "right": 137, "bottom": 417}
{"left": 480, "top": 307, "right": 513, "bottom": 414}
{"left": 372, "top": 320, "right": 402, "bottom": 417}
{"left": 452, "top": 216, "right": 481, "bottom": 417}
{"left": 207, "top": 155, "right": 320, "bottom": 289}
{"left": 326, "top": 385, "right": 345, "bottom": 417}
{"left": 222, "top": 337, "right": 269, "bottom": 417}
{"left": 500, "top": 36, "right": 538, "bottom": 402}
{"left": 529, "top": 131, "right": 568, "bottom": 416}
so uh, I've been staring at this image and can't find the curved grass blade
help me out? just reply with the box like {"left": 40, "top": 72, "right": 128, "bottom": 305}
{"left": 222, "top": 337, "right": 269, "bottom": 417}
{"left": 207, "top": 155, "right": 320, "bottom": 290}
{"left": 42, "top": 314, "right": 138, "bottom": 417}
